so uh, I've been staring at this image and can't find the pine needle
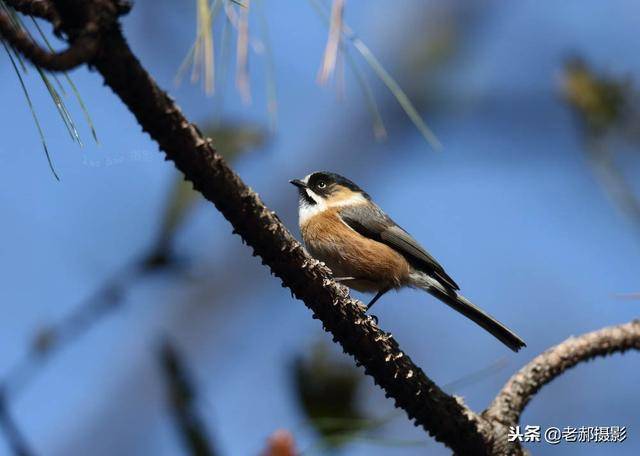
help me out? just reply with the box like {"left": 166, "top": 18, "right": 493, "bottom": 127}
{"left": 235, "top": 0, "right": 251, "bottom": 104}
{"left": 176, "top": 0, "right": 221, "bottom": 95}
{"left": 2, "top": 41, "right": 59, "bottom": 180}
{"left": 7, "top": 8, "right": 83, "bottom": 146}
{"left": 36, "top": 66, "right": 82, "bottom": 146}
{"left": 308, "top": 0, "right": 441, "bottom": 150}
{"left": 344, "top": 47, "right": 386, "bottom": 140}
{"left": 31, "top": 17, "right": 98, "bottom": 142}
{"left": 349, "top": 34, "right": 441, "bottom": 150}
{"left": 255, "top": 0, "right": 278, "bottom": 130}
{"left": 212, "top": 6, "right": 232, "bottom": 120}
{"left": 309, "top": 0, "right": 385, "bottom": 139}
{"left": 175, "top": 41, "right": 197, "bottom": 86}
{"left": 317, "top": 0, "right": 344, "bottom": 85}
{"left": 197, "top": 0, "right": 215, "bottom": 94}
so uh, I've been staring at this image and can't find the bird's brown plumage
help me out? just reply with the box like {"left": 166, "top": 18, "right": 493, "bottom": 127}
{"left": 301, "top": 206, "right": 411, "bottom": 292}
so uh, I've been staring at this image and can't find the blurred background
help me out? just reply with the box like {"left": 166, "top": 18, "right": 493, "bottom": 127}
{"left": 1, "top": 0, "right": 639, "bottom": 455}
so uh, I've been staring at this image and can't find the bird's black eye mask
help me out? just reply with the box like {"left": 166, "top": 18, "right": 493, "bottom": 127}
{"left": 299, "top": 188, "right": 317, "bottom": 205}
{"left": 307, "top": 172, "right": 370, "bottom": 200}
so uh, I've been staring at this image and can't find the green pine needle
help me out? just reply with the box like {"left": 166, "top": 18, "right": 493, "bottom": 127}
{"left": 37, "top": 66, "right": 83, "bottom": 146}
{"left": 31, "top": 17, "right": 98, "bottom": 143}
{"left": 344, "top": 47, "right": 386, "bottom": 140}
{"left": 308, "top": 0, "right": 441, "bottom": 150}
{"left": 2, "top": 41, "right": 60, "bottom": 180}
{"left": 256, "top": 0, "right": 278, "bottom": 131}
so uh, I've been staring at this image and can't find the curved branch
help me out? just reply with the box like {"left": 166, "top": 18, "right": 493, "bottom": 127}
{"left": 483, "top": 320, "right": 640, "bottom": 431}
{"left": 0, "top": 392, "right": 34, "bottom": 456}
{"left": 0, "top": 10, "right": 97, "bottom": 71}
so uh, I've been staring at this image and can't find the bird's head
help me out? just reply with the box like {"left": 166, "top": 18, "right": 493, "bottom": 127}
{"left": 290, "top": 172, "right": 370, "bottom": 208}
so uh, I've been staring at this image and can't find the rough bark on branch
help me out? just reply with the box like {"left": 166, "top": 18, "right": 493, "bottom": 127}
{"left": 0, "top": 9, "right": 96, "bottom": 70}
{"left": 1, "top": 0, "right": 130, "bottom": 71}
{"left": 6, "top": 0, "right": 60, "bottom": 26}
{"left": 0, "top": 392, "right": 33, "bottom": 456}
{"left": 483, "top": 319, "right": 640, "bottom": 454}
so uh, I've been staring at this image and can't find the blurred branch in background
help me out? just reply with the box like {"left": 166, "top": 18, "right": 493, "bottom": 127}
{"left": 0, "top": 262, "right": 151, "bottom": 401}
{"left": 584, "top": 140, "right": 640, "bottom": 236}
{"left": 561, "top": 56, "right": 640, "bottom": 236}
{"left": 0, "top": 393, "right": 33, "bottom": 456}
{"left": 159, "top": 340, "right": 217, "bottom": 456}
{"left": 0, "top": 259, "right": 184, "bottom": 451}
{"left": 292, "top": 342, "right": 367, "bottom": 450}
{"left": 616, "top": 292, "right": 640, "bottom": 301}
{"left": 0, "top": 121, "right": 265, "bottom": 455}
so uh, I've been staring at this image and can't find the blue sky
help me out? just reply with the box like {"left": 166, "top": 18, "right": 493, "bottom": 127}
{"left": 1, "top": 1, "right": 639, "bottom": 455}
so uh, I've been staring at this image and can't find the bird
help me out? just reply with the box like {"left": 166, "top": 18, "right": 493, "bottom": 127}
{"left": 290, "top": 171, "right": 526, "bottom": 352}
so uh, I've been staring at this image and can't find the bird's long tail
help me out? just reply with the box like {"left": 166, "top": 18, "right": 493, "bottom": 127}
{"left": 410, "top": 272, "right": 526, "bottom": 352}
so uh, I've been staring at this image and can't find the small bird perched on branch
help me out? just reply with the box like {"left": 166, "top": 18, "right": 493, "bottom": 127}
{"left": 290, "top": 171, "right": 526, "bottom": 352}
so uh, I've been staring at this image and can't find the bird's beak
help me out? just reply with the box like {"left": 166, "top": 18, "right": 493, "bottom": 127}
{"left": 289, "top": 179, "right": 308, "bottom": 189}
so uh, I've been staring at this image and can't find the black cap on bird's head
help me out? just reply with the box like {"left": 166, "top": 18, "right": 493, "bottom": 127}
{"left": 290, "top": 171, "right": 370, "bottom": 205}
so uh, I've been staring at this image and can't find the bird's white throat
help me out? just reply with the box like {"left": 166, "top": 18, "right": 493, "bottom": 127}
{"left": 298, "top": 191, "right": 368, "bottom": 226}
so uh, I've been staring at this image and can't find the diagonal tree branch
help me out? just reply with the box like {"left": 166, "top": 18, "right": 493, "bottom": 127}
{"left": 160, "top": 340, "right": 218, "bottom": 456}
{"left": 0, "top": 392, "right": 34, "bottom": 456}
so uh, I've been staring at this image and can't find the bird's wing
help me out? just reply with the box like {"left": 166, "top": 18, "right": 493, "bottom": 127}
{"left": 339, "top": 204, "right": 459, "bottom": 290}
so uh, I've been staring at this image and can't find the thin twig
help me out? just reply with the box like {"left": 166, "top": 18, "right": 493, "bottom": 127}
{"left": 1, "top": 39, "right": 59, "bottom": 180}
{"left": 0, "top": 262, "right": 142, "bottom": 398}
{"left": 0, "top": 392, "right": 34, "bottom": 456}
{"left": 5, "top": 0, "right": 60, "bottom": 27}
{"left": 0, "top": 8, "right": 97, "bottom": 71}
{"left": 584, "top": 139, "right": 640, "bottom": 237}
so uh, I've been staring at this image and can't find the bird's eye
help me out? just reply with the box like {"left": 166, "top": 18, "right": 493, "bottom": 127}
{"left": 317, "top": 181, "right": 326, "bottom": 189}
